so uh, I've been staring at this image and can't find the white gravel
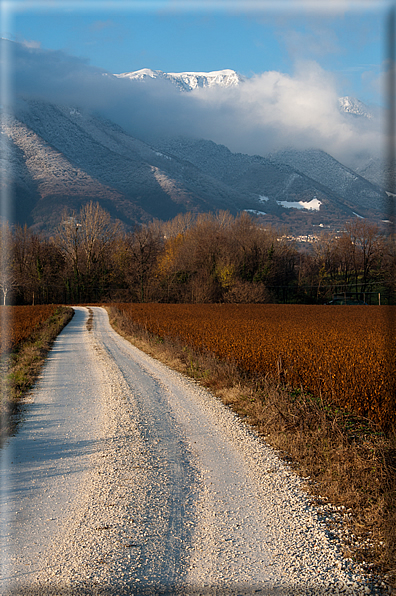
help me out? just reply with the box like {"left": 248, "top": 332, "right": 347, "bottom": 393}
{"left": 0, "top": 306, "right": 383, "bottom": 595}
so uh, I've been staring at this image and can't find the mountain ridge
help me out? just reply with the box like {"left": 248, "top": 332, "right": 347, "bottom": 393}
{"left": 114, "top": 68, "right": 244, "bottom": 91}
{"left": 1, "top": 97, "right": 389, "bottom": 234}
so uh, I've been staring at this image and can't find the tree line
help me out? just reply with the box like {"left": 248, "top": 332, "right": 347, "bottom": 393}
{"left": 1, "top": 202, "right": 395, "bottom": 305}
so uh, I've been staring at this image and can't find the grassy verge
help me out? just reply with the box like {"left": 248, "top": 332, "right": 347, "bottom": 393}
{"left": 0, "top": 306, "right": 74, "bottom": 439}
{"left": 107, "top": 305, "right": 396, "bottom": 592}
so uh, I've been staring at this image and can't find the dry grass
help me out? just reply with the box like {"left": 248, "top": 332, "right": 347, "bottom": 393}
{"left": 107, "top": 305, "right": 396, "bottom": 592}
{"left": 0, "top": 306, "right": 74, "bottom": 440}
{"left": 0, "top": 305, "right": 59, "bottom": 356}
{"left": 86, "top": 307, "right": 94, "bottom": 332}
{"left": 109, "top": 303, "right": 396, "bottom": 429}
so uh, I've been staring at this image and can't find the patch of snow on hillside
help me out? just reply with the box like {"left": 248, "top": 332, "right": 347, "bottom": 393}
{"left": 244, "top": 209, "right": 266, "bottom": 216}
{"left": 258, "top": 195, "right": 269, "bottom": 202}
{"left": 155, "top": 151, "right": 171, "bottom": 160}
{"left": 277, "top": 198, "right": 322, "bottom": 211}
{"left": 353, "top": 212, "right": 365, "bottom": 218}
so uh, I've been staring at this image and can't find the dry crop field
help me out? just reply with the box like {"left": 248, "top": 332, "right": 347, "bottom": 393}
{"left": 0, "top": 305, "right": 58, "bottom": 355}
{"left": 113, "top": 304, "right": 396, "bottom": 429}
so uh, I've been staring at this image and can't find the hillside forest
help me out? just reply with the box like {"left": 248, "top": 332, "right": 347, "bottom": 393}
{"left": 1, "top": 202, "right": 395, "bottom": 306}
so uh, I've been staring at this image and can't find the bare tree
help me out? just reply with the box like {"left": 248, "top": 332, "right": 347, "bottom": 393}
{"left": 56, "top": 202, "right": 121, "bottom": 301}
{"left": 344, "top": 219, "right": 382, "bottom": 295}
{"left": 0, "top": 222, "right": 16, "bottom": 305}
{"left": 56, "top": 211, "right": 82, "bottom": 277}
{"left": 159, "top": 212, "right": 196, "bottom": 239}
{"left": 78, "top": 202, "right": 121, "bottom": 277}
{"left": 333, "top": 233, "right": 354, "bottom": 287}
{"left": 125, "top": 225, "right": 162, "bottom": 302}
{"left": 0, "top": 275, "right": 17, "bottom": 306}
{"left": 12, "top": 225, "right": 64, "bottom": 304}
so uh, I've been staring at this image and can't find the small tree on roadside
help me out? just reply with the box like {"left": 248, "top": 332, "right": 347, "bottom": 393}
{"left": 0, "top": 222, "right": 17, "bottom": 305}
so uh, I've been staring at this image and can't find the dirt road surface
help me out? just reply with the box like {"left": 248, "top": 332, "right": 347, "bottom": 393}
{"left": 0, "top": 307, "right": 377, "bottom": 595}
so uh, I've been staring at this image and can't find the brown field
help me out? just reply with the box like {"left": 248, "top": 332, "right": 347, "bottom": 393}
{"left": 113, "top": 304, "right": 396, "bottom": 429}
{"left": 0, "top": 305, "right": 58, "bottom": 355}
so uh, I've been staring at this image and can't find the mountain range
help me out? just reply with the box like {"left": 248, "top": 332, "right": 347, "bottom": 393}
{"left": 114, "top": 68, "right": 244, "bottom": 91}
{"left": 0, "top": 68, "right": 391, "bottom": 235}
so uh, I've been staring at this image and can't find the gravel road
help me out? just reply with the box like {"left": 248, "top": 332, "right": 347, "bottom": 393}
{"left": 0, "top": 307, "right": 380, "bottom": 595}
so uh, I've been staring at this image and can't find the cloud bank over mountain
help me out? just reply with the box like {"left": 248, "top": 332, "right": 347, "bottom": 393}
{"left": 3, "top": 39, "right": 382, "bottom": 167}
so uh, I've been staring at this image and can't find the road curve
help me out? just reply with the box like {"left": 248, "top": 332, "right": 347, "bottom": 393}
{"left": 0, "top": 306, "right": 374, "bottom": 595}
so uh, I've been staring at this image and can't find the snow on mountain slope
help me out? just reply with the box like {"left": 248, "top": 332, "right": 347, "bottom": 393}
{"left": 2, "top": 116, "right": 116, "bottom": 200}
{"left": 348, "top": 155, "right": 396, "bottom": 193}
{"left": 3, "top": 96, "right": 389, "bottom": 233}
{"left": 1, "top": 113, "right": 127, "bottom": 229}
{"left": 6, "top": 99, "right": 262, "bottom": 229}
{"left": 156, "top": 136, "right": 376, "bottom": 218}
{"left": 277, "top": 197, "right": 322, "bottom": 211}
{"left": 114, "top": 68, "right": 244, "bottom": 91}
{"left": 338, "top": 96, "right": 373, "bottom": 119}
{"left": 268, "top": 148, "right": 387, "bottom": 212}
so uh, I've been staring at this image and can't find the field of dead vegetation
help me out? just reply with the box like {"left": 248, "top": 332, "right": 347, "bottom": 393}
{"left": 112, "top": 303, "right": 396, "bottom": 429}
{"left": 0, "top": 305, "right": 58, "bottom": 355}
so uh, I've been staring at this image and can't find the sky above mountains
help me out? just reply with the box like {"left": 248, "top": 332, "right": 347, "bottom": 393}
{"left": 2, "top": 0, "right": 388, "bottom": 106}
{"left": 0, "top": 1, "right": 391, "bottom": 168}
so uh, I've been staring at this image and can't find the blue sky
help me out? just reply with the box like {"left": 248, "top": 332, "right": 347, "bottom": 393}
{"left": 1, "top": 1, "right": 389, "bottom": 106}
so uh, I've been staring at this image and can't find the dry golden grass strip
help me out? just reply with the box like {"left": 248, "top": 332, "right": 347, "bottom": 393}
{"left": 0, "top": 305, "right": 58, "bottom": 355}
{"left": 113, "top": 303, "right": 395, "bottom": 430}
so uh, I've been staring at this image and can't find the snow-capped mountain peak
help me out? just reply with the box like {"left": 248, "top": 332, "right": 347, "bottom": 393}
{"left": 114, "top": 68, "right": 244, "bottom": 91}
{"left": 115, "top": 68, "right": 159, "bottom": 80}
{"left": 338, "top": 96, "right": 373, "bottom": 119}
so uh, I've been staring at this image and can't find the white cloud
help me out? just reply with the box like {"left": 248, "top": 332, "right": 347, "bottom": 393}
{"left": 180, "top": 59, "right": 382, "bottom": 162}
{"left": 21, "top": 39, "right": 41, "bottom": 49}
{"left": 4, "top": 39, "right": 383, "bottom": 165}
